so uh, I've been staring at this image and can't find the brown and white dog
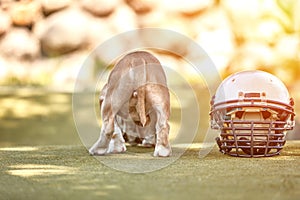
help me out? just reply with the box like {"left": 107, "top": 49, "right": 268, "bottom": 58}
{"left": 89, "top": 51, "right": 171, "bottom": 157}
{"left": 99, "top": 83, "right": 156, "bottom": 152}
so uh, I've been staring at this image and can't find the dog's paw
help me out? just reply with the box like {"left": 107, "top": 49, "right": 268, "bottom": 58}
{"left": 141, "top": 137, "right": 155, "bottom": 148}
{"left": 89, "top": 147, "right": 107, "bottom": 156}
{"left": 107, "top": 139, "right": 127, "bottom": 154}
{"left": 153, "top": 144, "right": 171, "bottom": 157}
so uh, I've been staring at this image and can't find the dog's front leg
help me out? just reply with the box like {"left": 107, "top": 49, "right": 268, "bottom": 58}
{"left": 107, "top": 118, "right": 127, "bottom": 153}
{"left": 89, "top": 117, "right": 114, "bottom": 155}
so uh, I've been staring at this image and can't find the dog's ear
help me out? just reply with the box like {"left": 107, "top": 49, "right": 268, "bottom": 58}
{"left": 99, "top": 98, "right": 104, "bottom": 108}
{"left": 99, "top": 84, "right": 107, "bottom": 108}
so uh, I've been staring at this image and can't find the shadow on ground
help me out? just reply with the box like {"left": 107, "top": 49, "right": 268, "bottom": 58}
{"left": 0, "top": 89, "right": 81, "bottom": 146}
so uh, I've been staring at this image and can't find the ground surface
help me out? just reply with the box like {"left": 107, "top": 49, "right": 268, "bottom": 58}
{"left": 0, "top": 89, "right": 300, "bottom": 200}
{"left": 1, "top": 143, "right": 300, "bottom": 200}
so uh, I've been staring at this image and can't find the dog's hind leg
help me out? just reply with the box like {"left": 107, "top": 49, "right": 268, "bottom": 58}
{"left": 153, "top": 105, "right": 172, "bottom": 157}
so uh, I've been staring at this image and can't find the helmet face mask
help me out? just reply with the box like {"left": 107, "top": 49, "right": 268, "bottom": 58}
{"left": 211, "top": 70, "right": 295, "bottom": 157}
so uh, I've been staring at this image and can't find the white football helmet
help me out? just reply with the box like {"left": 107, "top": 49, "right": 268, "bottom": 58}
{"left": 210, "top": 70, "right": 295, "bottom": 157}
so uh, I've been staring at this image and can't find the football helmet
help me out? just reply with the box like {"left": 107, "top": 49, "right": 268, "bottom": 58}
{"left": 210, "top": 70, "right": 295, "bottom": 157}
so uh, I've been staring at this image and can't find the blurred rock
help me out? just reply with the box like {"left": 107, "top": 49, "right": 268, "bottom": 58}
{"left": 0, "top": 11, "right": 11, "bottom": 36}
{"left": 194, "top": 28, "right": 235, "bottom": 71}
{"left": 125, "top": 0, "right": 153, "bottom": 14}
{"left": 107, "top": 5, "right": 137, "bottom": 33}
{"left": 41, "top": 0, "right": 71, "bottom": 15}
{"left": 85, "top": 17, "right": 115, "bottom": 48}
{"left": 0, "top": 0, "right": 299, "bottom": 102}
{"left": 0, "top": 28, "right": 40, "bottom": 60}
{"left": 50, "top": 51, "right": 92, "bottom": 91}
{"left": 221, "top": 0, "right": 262, "bottom": 42}
{"left": 228, "top": 42, "right": 276, "bottom": 71}
{"left": 39, "top": 8, "right": 90, "bottom": 56}
{"left": 0, "top": 0, "right": 14, "bottom": 11}
{"left": 161, "top": 0, "right": 214, "bottom": 15}
{"left": 192, "top": 7, "right": 236, "bottom": 71}
{"left": 93, "top": 32, "right": 139, "bottom": 64}
{"left": 9, "top": 0, "right": 41, "bottom": 27}
{"left": 222, "top": 0, "right": 287, "bottom": 43}
{"left": 275, "top": 34, "right": 300, "bottom": 59}
{"left": 255, "top": 19, "right": 285, "bottom": 43}
{"left": 140, "top": 29, "right": 189, "bottom": 56}
{"left": 221, "top": 0, "right": 262, "bottom": 21}
{"left": 137, "top": 9, "right": 167, "bottom": 27}
{"left": 81, "top": 0, "right": 120, "bottom": 17}
{"left": 137, "top": 8, "right": 191, "bottom": 36}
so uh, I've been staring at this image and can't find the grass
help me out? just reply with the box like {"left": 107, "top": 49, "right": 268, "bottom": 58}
{"left": 0, "top": 89, "right": 300, "bottom": 200}
{"left": 1, "top": 143, "right": 300, "bottom": 200}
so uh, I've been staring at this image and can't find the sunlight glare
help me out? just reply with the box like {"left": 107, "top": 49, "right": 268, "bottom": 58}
{"left": 7, "top": 164, "right": 76, "bottom": 178}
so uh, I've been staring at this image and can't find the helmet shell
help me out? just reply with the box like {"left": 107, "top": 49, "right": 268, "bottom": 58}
{"left": 214, "top": 70, "right": 291, "bottom": 105}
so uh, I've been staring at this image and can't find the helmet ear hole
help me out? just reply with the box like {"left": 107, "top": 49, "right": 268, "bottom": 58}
{"left": 261, "top": 111, "right": 271, "bottom": 119}
{"left": 235, "top": 111, "right": 244, "bottom": 119}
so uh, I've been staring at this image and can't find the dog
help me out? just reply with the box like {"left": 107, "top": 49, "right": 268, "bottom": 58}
{"left": 89, "top": 51, "right": 171, "bottom": 157}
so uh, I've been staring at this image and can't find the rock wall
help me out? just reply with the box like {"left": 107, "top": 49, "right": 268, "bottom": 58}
{"left": 0, "top": 0, "right": 299, "bottom": 94}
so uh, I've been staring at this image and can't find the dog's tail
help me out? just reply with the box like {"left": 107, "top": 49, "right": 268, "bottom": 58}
{"left": 136, "top": 87, "right": 146, "bottom": 126}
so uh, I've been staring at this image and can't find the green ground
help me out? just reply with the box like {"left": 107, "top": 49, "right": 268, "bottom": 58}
{"left": 1, "top": 144, "right": 300, "bottom": 200}
{"left": 0, "top": 89, "right": 300, "bottom": 200}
